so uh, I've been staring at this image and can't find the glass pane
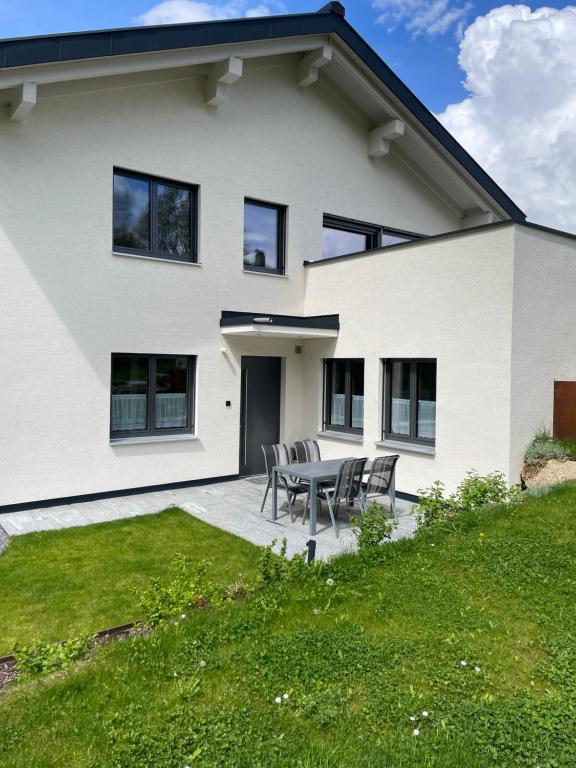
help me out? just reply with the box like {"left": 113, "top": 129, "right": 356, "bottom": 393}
{"left": 322, "top": 226, "right": 368, "bottom": 259}
{"left": 329, "top": 361, "right": 346, "bottom": 426}
{"left": 155, "top": 357, "right": 189, "bottom": 430}
{"left": 390, "top": 361, "right": 411, "bottom": 435}
{"left": 111, "top": 355, "right": 148, "bottom": 433}
{"left": 350, "top": 360, "right": 364, "bottom": 429}
{"left": 417, "top": 362, "right": 436, "bottom": 439}
{"left": 243, "top": 202, "right": 280, "bottom": 270}
{"left": 113, "top": 174, "right": 150, "bottom": 250}
{"left": 380, "top": 231, "right": 412, "bottom": 248}
{"left": 157, "top": 184, "right": 191, "bottom": 258}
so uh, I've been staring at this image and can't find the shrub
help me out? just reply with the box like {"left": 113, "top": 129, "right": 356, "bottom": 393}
{"left": 349, "top": 503, "right": 394, "bottom": 551}
{"left": 525, "top": 433, "right": 572, "bottom": 464}
{"left": 13, "top": 634, "right": 93, "bottom": 675}
{"left": 417, "top": 471, "right": 520, "bottom": 531}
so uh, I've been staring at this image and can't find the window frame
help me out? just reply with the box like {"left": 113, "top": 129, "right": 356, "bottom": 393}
{"left": 382, "top": 358, "right": 437, "bottom": 446}
{"left": 323, "top": 358, "right": 365, "bottom": 435}
{"left": 113, "top": 168, "right": 198, "bottom": 264}
{"left": 243, "top": 197, "right": 286, "bottom": 275}
{"left": 322, "top": 214, "right": 420, "bottom": 259}
{"left": 110, "top": 353, "right": 196, "bottom": 439}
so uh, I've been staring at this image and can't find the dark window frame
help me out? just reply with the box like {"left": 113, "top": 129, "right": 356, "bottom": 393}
{"left": 113, "top": 168, "right": 198, "bottom": 263}
{"left": 243, "top": 197, "right": 287, "bottom": 275}
{"left": 323, "top": 358, "right": 364, "bottom": 435}
{"left": 382, "top": 358, "right": 436, "bottom": 446}
{"left": 110, "top": 353, "right": 196, "bottom": 439}
{"left": 322, "top": 213, "right": 420, "bottom": 258}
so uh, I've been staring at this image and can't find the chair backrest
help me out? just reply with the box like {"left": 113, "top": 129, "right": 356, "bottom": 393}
{"left": 334, "top": 457, "right": 368, "bottom": 501}
{"left": 293, "top": 439, "right": 321, "bottom": 464}
{"left": 365, "top": 455, "right": 400, "bottom": 496}
{"left": 261, "top": 443, "right": 290, "bottom": 480}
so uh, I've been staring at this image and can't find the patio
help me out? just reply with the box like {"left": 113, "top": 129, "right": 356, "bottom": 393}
{"left": 0, "top": 476, "right": 417, "bottom": 560}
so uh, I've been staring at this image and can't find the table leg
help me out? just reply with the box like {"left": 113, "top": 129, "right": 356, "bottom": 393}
{"left": 309, "top": 477, "right": 317, "bottom": 536}
{"left": 272, "top": 468, "right": 278, "bottom": 521}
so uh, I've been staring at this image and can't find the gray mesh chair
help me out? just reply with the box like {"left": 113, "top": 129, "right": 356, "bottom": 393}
{"left": 293, "top": 439, "right": 321, "bottom": 463}
{"left": 305, "top": 457, "right": 368, "bottom": 538}
{"left": 261, "top": 443, "right": 309, "bottom": 522}
{"left": 361, "top": 455, "right": 400, "bottom": 521}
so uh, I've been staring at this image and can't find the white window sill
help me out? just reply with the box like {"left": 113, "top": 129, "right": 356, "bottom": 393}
{"left": 243, "top": 269, "right": 289, "bottom": 278}
{"left": 111, "top": 434, "right": 199, "bottom": 445}
{"left": 318, "top": 430, "right": 364, "bottom": 444}
{"left": 376, "top": 439, "right": 435, "bottom": 456}
{"left": 112, "top": 251, "right": 202, "bottom": 267}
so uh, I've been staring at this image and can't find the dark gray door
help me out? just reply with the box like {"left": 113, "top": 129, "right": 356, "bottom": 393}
{"left": 239, "top": 356, "right": 281, "bottom": 476}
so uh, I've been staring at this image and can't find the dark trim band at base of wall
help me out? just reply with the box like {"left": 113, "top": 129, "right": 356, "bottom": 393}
{"left": 0, "top": 478, "right": 419, "bottom": 514}
{"left": 0, "top": 474, "right": 240, "bottom": 514}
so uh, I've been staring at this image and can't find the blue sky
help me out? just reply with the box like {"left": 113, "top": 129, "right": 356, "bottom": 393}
{"left": 0, "top": 0, "right": 570, "bottom": 112}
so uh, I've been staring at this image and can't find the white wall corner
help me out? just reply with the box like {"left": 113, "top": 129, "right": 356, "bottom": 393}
{"left": 205, "top": 57, "right": 243, "bottom": 108}
{"left": 461, "top": 210, "right": 495, "bottom": 228}
{"left": 9, "top": 82, "right": 37, "bottom": 122}
{"left": 296, "top": 45, "right": 332, "bottom": 87}
{"left": 368, "top": 119, "right": 405, "bottom": 158}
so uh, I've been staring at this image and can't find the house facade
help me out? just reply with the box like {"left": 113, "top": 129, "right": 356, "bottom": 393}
{"left": 1, "top": 2, "right": 576, "bottom": 510}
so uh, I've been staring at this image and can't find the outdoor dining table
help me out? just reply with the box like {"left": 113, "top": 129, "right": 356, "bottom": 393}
{"left": 271, "top": 457, "right": 372, "bottom": 536}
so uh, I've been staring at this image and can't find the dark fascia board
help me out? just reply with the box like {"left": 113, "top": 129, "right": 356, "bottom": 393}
{"left": 220, "top": 310, "right": 340, "bottom": 330}
{"left": 0, "top": 5, "right": 524, "bottom": 222}
{"left": 304, "top": 218, "right": 576, "bottom": 268}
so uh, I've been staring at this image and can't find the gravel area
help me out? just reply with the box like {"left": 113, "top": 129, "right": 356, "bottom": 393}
{"left": 0, "top": 524, "right": 9, "bottom": 555}
{"left": 0, "top": 661, "right": 18, "bottom": 690}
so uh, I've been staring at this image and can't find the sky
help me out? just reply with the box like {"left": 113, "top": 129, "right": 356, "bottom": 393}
{"left": 2, "top": 0, "right": 576, "bottom": 231}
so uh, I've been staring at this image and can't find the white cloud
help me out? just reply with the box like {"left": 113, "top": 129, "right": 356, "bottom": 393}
{"left": 372, "top": 0, "right": 472, "bottom": 38}
{"left": 136, "top": 0, "right": 285, "bottom": 25}
{"left": 438, "top": 5, "right": 576, "bottom": 232}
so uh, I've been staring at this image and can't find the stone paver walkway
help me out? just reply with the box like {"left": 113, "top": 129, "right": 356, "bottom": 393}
{"left": 0, "top": 477, "right": 416, "bottom": 560}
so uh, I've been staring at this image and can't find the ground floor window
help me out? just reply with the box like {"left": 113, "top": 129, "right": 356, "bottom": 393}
{"left": 324, "top": 358, "right": 364, "bottom": 434}
{"left": 110, "top": 354, "right": 195, "bottom": 438}
{"left": 383, "top": 359, "right": 436, "bottom": 444}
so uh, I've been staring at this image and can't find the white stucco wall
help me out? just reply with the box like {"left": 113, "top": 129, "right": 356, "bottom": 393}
{"left": 303, "top": 226, "right": 517, "bottom": 495}
{"left": 0, "top": 57, "right": 463, "bottom": 506}
{"left": 509, "top": 227, "right": 576, "bottom": 478}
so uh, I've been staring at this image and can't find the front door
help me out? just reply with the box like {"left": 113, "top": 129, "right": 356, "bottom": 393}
{"left": 239, "top": 356, "right": 281, "bottom": 475}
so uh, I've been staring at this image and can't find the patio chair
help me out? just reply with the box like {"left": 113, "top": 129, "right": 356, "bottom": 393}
{"left": 293, "top": 439, "right": 321, "bottom": 463}
{"left": 361, "top": 455, "right": 400, "bottom": 522}
{"left": 260, "top": 443, "right": 310, "bottom": 522}
{"left": 304, "top": 457, "right": 368, "bottom": 538}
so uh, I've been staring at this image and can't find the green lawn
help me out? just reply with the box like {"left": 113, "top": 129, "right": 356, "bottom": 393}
{"left": 0, "top": 508, "right": 260, "bottom": 654}
{"left": 2, "top": 485, "right": 576, "bottom": 766}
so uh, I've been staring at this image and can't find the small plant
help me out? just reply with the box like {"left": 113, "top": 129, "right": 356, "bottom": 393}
{"left": 13, "top": 634, "right": 93, "bottom": 675}
{"left": 257, "top": 538, "right": 310, "bottom": 585}
{"left": 417, "top": 471, "right": 520, "bottom": 531}
{"left": 349, "top": 503, "right": 394, "bottom": 551}
{"left": 525, "top": 431, "right": 573, "bottom": 464}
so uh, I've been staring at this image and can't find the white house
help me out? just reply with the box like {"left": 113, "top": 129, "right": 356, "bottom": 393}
{"left": 1, "top": 2, "right": 576, "bottom": 511}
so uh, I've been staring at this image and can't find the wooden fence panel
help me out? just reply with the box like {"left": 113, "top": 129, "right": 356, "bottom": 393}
{"left": 553, "top": 381, "right": 576, "bottom": 440}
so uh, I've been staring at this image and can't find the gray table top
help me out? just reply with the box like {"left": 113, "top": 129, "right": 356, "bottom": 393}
{"left": 274, "top": 457, "right": 370, "bottom": 482}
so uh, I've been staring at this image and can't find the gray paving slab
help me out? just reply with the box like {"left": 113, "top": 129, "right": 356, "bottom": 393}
{"left": 0, "top": 477, "right": 417, "bottom": 561}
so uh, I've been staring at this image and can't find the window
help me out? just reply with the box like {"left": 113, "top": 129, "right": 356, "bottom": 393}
{"left": 110, "top": 354, "right": 195, "bottom": 438}
{"left": 383, "top": 359, "right": 436, "bottom": 444}
{"left": 324, "top": 359, "right": 364, "bottom": 434}
{"left": 243, "top": 199, "right": 286, "bottom": 274}
{"left": 113, "top": 170, "right": 197, "bottom": 263}
{"left": 322, "top": 214, "right": 416, "bottom": 260}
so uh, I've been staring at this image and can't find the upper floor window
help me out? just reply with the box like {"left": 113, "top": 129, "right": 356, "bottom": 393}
{"left": 243, "top": 199, "right": 286, "bottom": 274}
{"left": 322, "top": 214, "right": 416, "bottom": 260}
{"left": 324, "top": 359, "right": 364, "bottom": 434}
{"left": 110, "top": 354, "right": 196, "bottom": 439}
{"left": 113, "top": 170, "right": 197, "bottom": 263}
{"left": 383, "top": 359, "right": 436, "bottom": 445}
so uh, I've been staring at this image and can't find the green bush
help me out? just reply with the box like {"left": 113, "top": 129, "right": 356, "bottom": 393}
{"left": 349, "top": 503, "right": 394, "bottom": 550}
{"left": 13, "top": 634, "right": 93, "bottom": 675}
{"left": 417, "top": 471, "right": 520, "bottom": 531}
{"left": 524, "top": 432, "right": 572, "bottom": 464}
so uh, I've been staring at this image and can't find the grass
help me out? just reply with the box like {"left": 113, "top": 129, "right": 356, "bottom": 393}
{"left": 2, "top": 485, "right": 576, "bottom": 766}
{"left": 0, "top": 508, "right": 260, "bottom": 654}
